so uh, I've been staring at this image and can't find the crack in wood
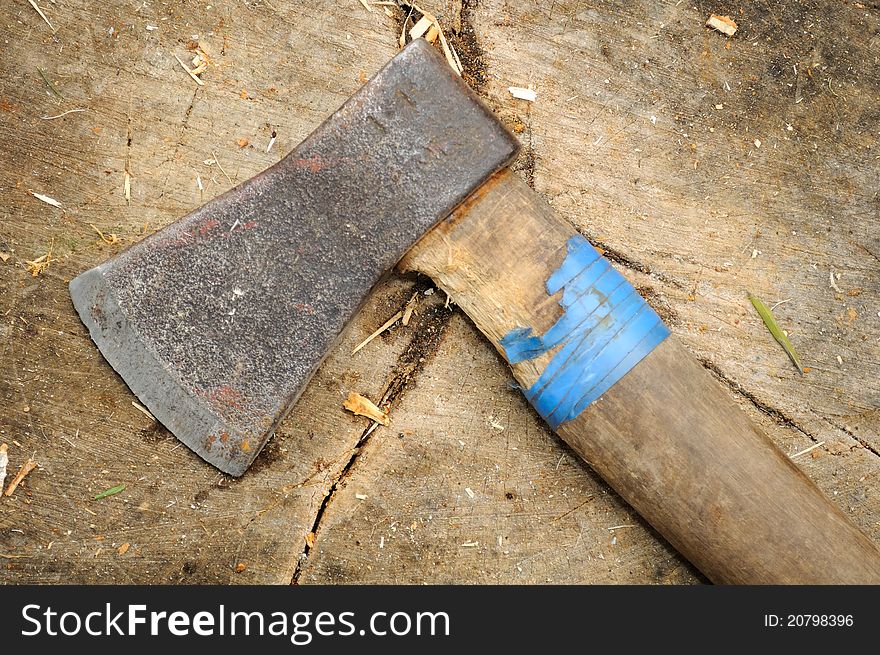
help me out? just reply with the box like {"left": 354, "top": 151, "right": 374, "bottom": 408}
{"left": 696, "top": 356, "right": 880, "bottom": 462}
{"left": 587, "top": 236, "right": 686, "bottom": 291}
{"left": 828, "top": 420, "right": 880, "bottom": 459}
{"left": 290, "top": 282, "right": 452, "bottom": 584}
{"left": 515, "top": 110, "right": 537, "bottom": 189}
{"left": 158, "top": 87, "right": 200, "bottom": 199}
{"left": 696, "top": 355, "right": 816, "bottom": 439}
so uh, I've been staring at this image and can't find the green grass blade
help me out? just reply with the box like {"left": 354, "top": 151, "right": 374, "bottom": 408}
{"left": 748, "top": 293, "right": 804, "bottom": 374}
{"left": 37, "top": 67, "right": 63, "bottom": 99}
{"left": 93, "top": 483, "right": 126, "bottom": 501}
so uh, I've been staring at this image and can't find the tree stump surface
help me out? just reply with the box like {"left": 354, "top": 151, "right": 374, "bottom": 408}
{"left": 1, "top": 0, "right": 877, "bottom": 584}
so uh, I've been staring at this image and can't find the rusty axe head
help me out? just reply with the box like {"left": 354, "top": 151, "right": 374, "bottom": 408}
{"left": 69, "top": 39, "right": 519, "bottom": 476}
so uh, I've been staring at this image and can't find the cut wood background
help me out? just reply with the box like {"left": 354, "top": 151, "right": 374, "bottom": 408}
{"left": 1, "top": 0, "right": 877, "bottom": 584}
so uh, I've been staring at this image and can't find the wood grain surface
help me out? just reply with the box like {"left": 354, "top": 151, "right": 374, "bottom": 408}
{"left": 1, "top": 0, "right": 878, "bottom": 583}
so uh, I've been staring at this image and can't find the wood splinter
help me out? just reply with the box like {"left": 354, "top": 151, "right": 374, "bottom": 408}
{"left": 352, "top": 291, "right": 419, "bottom": 354}
{"left": 343, "top": 392, "right": 390, "bottom": 426}
{"left": 0, "top": 444, "right": 8, "bottom": 491}
{"left": 4, "top": 457, "right": 37, "bottom": 498}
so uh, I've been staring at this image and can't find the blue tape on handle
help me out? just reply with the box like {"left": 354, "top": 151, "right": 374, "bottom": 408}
{"left": 500, "top": 235, "right": 670, "bottom": 429}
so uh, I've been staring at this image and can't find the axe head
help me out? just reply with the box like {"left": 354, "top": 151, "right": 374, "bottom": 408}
{"left": 70, "top": 39, "right": 519, "bottom": 476}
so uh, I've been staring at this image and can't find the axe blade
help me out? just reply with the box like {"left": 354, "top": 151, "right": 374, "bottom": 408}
{"left": 70, "top": 39, "right": 519, "bottom": 476}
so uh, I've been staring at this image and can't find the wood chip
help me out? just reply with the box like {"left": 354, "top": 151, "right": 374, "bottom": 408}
{"left": 409, "top": 15, "right": 434, "bottom": 40}
{"left": 358, "top": 0, "right": 373, "bottom": 12}
{"left": 398, "top": 4, "right": 459, "bottom": 74}
{"left": 305, "top": 531, "right": 316, "bottom": 548}
{"left": 355, "top": 493, "right": 368, "bottom": 500}
{"left": 30, "top": 191, "right": 61, "bottom": 208}
{"left": 706, "top": 14, "right": 738, "bottom": 37}
{"left": 4, "top": 457, "right": 37, "bottom": 497}
{"left": 0, "top": 444, "right": 8, "bottom": 492}
{"left": 0, "top": 252, "right": 9, "bottom": 262}
{"left": 509, "top": 86, "right": 537, "bottom": 102}
{"left": 191, "top": 47, "right": 211, "bottom": 70}
{"left": 174, "top": 54, "right": 205, "bottom": 86}
{"left": 343, "top": 392, "right": 390, "bottom": 426}
{"left": 117, "top": 542, "right": 131, "bottom": 555}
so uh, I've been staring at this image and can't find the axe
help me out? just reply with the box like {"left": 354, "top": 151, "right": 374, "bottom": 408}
{"left": 69, "top": 40, "right": 880, "bottom": 584}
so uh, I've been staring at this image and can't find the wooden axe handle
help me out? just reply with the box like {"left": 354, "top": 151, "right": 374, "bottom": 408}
{"left": 400, "top": 170, "right": 880, "bottom": 584}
